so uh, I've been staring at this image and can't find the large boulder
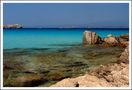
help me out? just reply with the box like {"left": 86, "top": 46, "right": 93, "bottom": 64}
{"left": 104, "top": 35, "right": 119, "bottom": 44}
{"left": 82, "top": 31, "right": 102, "bottom": 45}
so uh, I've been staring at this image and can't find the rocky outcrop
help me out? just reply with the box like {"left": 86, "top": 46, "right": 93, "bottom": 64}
{"left": 51, "top": 63, "right": 129, "bottom": 87}
{"left": 51, "top": 74, "right": 110, "bottom": 87}
{"left": 89, "top": 63, "right": 129, "bottom": 87}
{"left": 51, "top": 46, "right": 129, "bottom": 87}
{"left": 82, "top": 31, "right": 102, "bottom": 45}
{"left": 82, "top": 31, "right": 128, "bottom": 47}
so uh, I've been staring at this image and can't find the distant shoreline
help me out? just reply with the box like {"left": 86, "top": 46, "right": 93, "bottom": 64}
{"left": 3, "top": 28, "right": 129, "bottom": 30}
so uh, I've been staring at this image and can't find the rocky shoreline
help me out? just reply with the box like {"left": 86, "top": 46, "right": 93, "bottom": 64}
{"left": 51, "top": 46, "right": 129, "bottom": 87}
{"left": 51, "top": 31, "right": 129, "bottom": 87}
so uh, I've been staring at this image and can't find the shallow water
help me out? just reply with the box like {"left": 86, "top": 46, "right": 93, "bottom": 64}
{"left": 3, "top": 46, "right": 124, "bottom": 87}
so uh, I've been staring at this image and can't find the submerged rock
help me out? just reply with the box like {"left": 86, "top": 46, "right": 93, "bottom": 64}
{"left": 13, "top": 74, "right": 45, "bottom": 87}
{"left": 82, "top": 31, "right": 102, "bottom": 45}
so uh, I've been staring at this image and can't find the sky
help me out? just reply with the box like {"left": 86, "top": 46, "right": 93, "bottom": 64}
{"left": 3, "top": 3, "right": 129, "bottom": 28}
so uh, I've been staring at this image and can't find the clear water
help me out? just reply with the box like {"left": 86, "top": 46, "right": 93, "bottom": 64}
{"left": 3, "top": 28, "right": 129, "bottom": 49}
{"left": 3, "top": 28, "right": 128, "bottom": 87}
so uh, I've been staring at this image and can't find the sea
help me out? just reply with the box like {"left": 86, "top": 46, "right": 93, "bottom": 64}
{"left": 3, "top": 28, "right": 129, "bottom": 49}
{"left": 3, "top": 28, "right": 129, "bottom": 87}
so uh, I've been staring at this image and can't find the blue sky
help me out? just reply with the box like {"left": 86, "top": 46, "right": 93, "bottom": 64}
{"left": 3, "top": 3, "right": 129, "bottom": 28}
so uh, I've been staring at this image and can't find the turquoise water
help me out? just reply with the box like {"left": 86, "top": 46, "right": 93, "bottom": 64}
{"left": 3, "top": 28, "right": 129, "bottom": 49}
{"left": 3, "top": 28, "right": 128, "bottom": 87}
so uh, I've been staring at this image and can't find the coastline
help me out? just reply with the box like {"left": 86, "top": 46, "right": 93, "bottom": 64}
{"left": 51, "top": 46, "right": 129, "bottom": 87}
{"left": 3, "top": 30, "right": 129, "bottom": 87}
{"left": 50, "top": 31, "right": 129, "bottom": 87}
{"left": 2, "top": 2, "right": 130, "bottom": 88}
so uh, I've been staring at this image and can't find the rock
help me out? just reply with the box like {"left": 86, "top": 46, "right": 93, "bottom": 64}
{"left": 118, "top": 34, "right": 129, "bottom": 46}
{"left": 107, "top": 34, "right": 112, "bottom": 37}
{"left": 109, "top": 64, "right": 129, "bottom": 87}
{"left": 101, "top": 36, "right": 127, "bottom": 47}
{"left": 82, "top": 32, "right": 129, "bottom": 47}
{"left": 76, "top": 74, "right": 110, "bottom": 87}
{"left": 51, "top": 78, "right": 79, "bottom": 87}
{"left": 3, "top": 60, "right": 24, "bottom": 71}
{"left": 51, "top": 63, "right": 129, "bottom": 87}
{"left": 104, "top": 36, "right": 119, "bottom": 44}
{"left": 51, "top": 74, "right": 110, "bottom": 87}
{"left": 118, "top": 38, "right": 128, "bottom": 46}
{"left": 14, "top": 74, "right": 44, "bottom": 87}
{"left": 82, "top": 31, "right": 102, "bottom": 45}
{"left": 49, "top": 72, "right": 66, "bottom": 81}
{"left": 104, "top": 75, "right": 114, "bottom": 82}
{"left": 65, "top": 61, "right": 87, "bottom": 67}
{"left": 120, "top": 34, "right": 129, "bottom": 39}
{"left": 117, "top": 46, "right": 129, "bottom": 63}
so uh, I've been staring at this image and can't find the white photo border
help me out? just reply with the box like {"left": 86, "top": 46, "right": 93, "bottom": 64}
{"left": 0, "top": 0, "right": 131, "bottom": 89}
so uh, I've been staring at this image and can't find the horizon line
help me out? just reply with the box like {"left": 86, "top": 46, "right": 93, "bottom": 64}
{"left": 3, "top": 27, "right": 129, "bottom": 29}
